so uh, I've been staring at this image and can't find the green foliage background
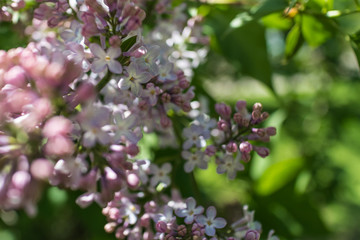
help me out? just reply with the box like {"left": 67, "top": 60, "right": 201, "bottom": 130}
{"left": 1, "top": 0, "right": 360, "bottom": 239}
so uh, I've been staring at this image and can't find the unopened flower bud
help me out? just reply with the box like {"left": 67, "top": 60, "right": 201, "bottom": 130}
{"left": 245, "top": 230, "right": 260, "bottom": 240}
{"left": 104, "top": 222, "right": 117, "bottom": 233}
{"left": 109, "top": 36, "right": 122, "bottom": 47}
{"left": 179, "top": 79, "right": 190, "bottom": 89}
{"left": 127, "top": 173, "right": 140, "bottom": 188}
{"left": 226, "top": 142, "right": 238, "bottom": 153}
{"left": 239, "top": 141, "right": 253, "bottom": 153}
{"left": 236, "top": 100, "right": 247, "bottom": 112}
{"left": 126, "top": 144, "right": 139, "bottom": 156}
{"left": 215, "top": 103, "right": 232, "bottom": 119}
{"left": 253, "top": 102, "right": 262, "bottom": 111}
{"left": 253, "top": 146, "right": 270, "bottom": 158}
{"left": 266, "top": 127, "right": 276, "bottom": 136}
{"left": 217, "top": 120, "right": 229, "bottom": 131}
{"left": 205, "top": 145, "right": 216, "bottom": 156}
{"left": 261, "top": 112, "right": 269, "bottom": 121}
{"left": 177, "top": 225, "right": 187, "bottom": 236}
{"left": 161, "top": 93, "right": 171, "bottom": 103}
{"left": 156, "top": 221, "right": 168, "bottom": 233}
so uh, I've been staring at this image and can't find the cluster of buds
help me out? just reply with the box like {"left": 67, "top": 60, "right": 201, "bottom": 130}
{"left": 181, "top": 101, "right": 276, "bottom": 180}
{"left": 0, "top": 0, "right": 25, "bottom": 22}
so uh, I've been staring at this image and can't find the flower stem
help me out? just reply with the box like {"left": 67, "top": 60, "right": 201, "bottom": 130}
{"left": 95, "top": 71, "right": 112, "bottom": 92}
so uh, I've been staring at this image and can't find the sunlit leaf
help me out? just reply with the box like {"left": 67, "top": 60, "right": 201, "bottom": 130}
{"left": 256, "top": 158, "right": 304, "bottom": 195}
{"left": 301, "top": 14, "right": 333, "bottom": 47}
{"left": 285, "top": 23, "right": 303, "bottom": 59}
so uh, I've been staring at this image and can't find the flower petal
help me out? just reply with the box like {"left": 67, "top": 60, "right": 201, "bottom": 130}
{"left": 161, "top": 163, "right": 172, "bottom": 174}
{"left": 213, "top": 217, "right": 227, "bottom": 229}
{"left": 186, "top": 197, "right": 196, "bottom": 209}
{"left": 195, "top": 215, "right": 206, "bottom": 225}
{"left": 107, "top": 47, "right": 122, "bottom": 58}
{"left": 91, "top": 59, "right": 107, "bottom": 73}
{"left": 89, "top": 43, "right": 106, "bottom": 58}
{"left": 205, "top": 225, "right": 216, "bottom": 236}
{"left": 107, "top": 60, "right": 123, "bottom": 74}
{"left": 206, "top": 206, "right": 217, "bottom": 219}
{"left": 184, "top": 161, "right": 195, "bottom": 173}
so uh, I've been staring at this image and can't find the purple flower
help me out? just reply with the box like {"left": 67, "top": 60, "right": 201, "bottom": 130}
{"left": 195, "top": 206, "right": 226, "bottom": 236}
{"left": 149, "top": 163, "right": 172, "bottom": 187}
{"left": 118, "top": 63, "right": 152, "bottom": 96}
{"left": 181, "top": 150, "right": 208, "bottom": 173}
{"left": 182, "top": 124, "right": 206, "bottom": 150}
{"left": 175, "top": 197, "right": 204, "bottom": 224}
{"left": 90, "top": 43, "right": 122, "bottom": 74}
{"left": 216, "top": 154, "right": 244, "bottom": 180}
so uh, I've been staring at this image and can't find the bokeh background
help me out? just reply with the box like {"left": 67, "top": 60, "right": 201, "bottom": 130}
{"left": 1, "top": 0, "right": 360, "bottom": 239}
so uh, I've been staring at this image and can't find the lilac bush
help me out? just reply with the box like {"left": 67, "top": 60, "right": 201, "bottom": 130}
{"left": 0, "top": 1, "right": 277, "bottom": 239}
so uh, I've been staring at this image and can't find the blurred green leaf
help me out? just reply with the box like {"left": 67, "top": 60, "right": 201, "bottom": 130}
{"left": 256, "top": 158, "right": 304, "bottom": 195}
{"left": 301, "top": 14, "right": 333, "bottom": 47}
{"left": 285, "top": 23, "right": 303, "bottom": 59}
{"left": 251, "top": 0, "right": 288, "bottom": 18}
{"left": 261, "top": 12, "right": 293, "bottom": 30}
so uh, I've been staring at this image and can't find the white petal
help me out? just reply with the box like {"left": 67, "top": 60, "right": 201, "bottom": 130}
{"left": 161, "top": 163, "right": 172, "bottom": 174}
{"left": 107, "top": 47, "right": 122, "bottom": 58}
{"left": 184, "top": 161, "right": 195, "bottom": 173}
{"left": 108, "top": 60, "right": 123, "bottom": 74}
{"left": 91, "top": 59, "right": 107, "bottom": 73}
{"left": 205, "top": 226, "right": 216, "bottom": 236}
{"left": 216, "top": 164, "right": 227, "bottom": 174}
{"left": 207, "top": 206, "right": 216, "bottom": 219}
{"left": 89, "top": 43, "right": 106, "bottom": 58}
{"left": 195, "top": 215, "right": 206, "bottom": 225}
{"left": 186, "top": 197, "right": 196, "bottom": 210}
{"left": 213, "top": 217, "right": 227, "bottom": 228}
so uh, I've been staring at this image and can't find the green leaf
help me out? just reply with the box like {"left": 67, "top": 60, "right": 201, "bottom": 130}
{"left": 261, "top": 12, "right": 293, "bottom": 30}
{"left": 256, "top": 158, "right": 304, "bottom": 195}
{"left": 251, "top": 0, "right": 289, "bottom": 19}
{"left": 285, "top": 23, "right": 303, "bottom": 59}
{"left": 301, "top": 14, "right": 333, "bottom": 47}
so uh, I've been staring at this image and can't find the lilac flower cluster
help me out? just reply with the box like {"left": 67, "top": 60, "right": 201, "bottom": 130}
{"left": 182, "top": 101, "right": 276, "bottom": 179}
{"left": 0, "top": 0, "right": 25, "bottom": 22}
{"left": 0, "top": 0, "right": 279, "bottom": 239}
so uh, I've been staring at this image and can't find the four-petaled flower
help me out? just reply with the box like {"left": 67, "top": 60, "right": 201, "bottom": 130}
{"left": 90, "top": 43, "right": 123, "bottom": 74}
{"left": 195, "top": 206, "right": 227, "bottom": 236}
{"left": 181, "top": 150, "right": 208, "bottom": 173}
{"left": 118, "top": 63, "right": 152, "bottom": 96}
{"left": 149, "top": 163, "right": 172, "bottom": 187}
{"left": 175, "top": 197, "right": 204, "bottom": 224}
{"left": 216, "top": 153, "right": 244, "bottom": 180}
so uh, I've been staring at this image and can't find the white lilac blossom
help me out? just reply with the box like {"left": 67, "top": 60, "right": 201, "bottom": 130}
{"left": 149, "top": 163, "right": 172, "bottom": 187}
{"left": 195, "top": 206, "right": 227, "bottom": 236}
{"left": 216, "top": 153, "right": 245, "bottom": 180}
{"left": 118, "top": 62, "right": 152, "bottom": 96}
{"left": 181, "top": 150, "right": 208, "bottom": 173}
{"left": 90, "top": 43, "right": 123, "bottom": 74}
{"left": 175, "top": 197, "right": 204, "bottom": 224}
{"left": 182, "top": 124, "right": 206, "bottom": 150}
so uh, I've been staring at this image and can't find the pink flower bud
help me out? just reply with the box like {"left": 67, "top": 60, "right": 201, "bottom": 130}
{"left": 161, "top": 93, "right": 171, "bottom": 103}
{"left": 252, "top": 102, "right": 262, "bottom": 111}
{"left": 179, "top": 79, "right": 190, "bottom": 89}
{"left": 30, "top": 158, "right": 54, "bottom": 180}
{"left": 253, "top": 146, "right": 270, "bottom": 158}
{"left": 244, "top": 230, "right": 260, "bottom": 240}
{"left": 226, "top": 141, "right": 238, "bottom": 153}
{"left": 127, "top": 173, "right": 140, "bottom": 189}
{"left": 239, "top": 141, "right": 253, "bottom": 153}
{"left": 160, "top": 116, "right": 171, "bottom": 128}
{"left": 109, "top": 36, "right": 122, "bottom": 47}
{"left": 236, "top": 100, "right": 247, "bottom": 112}
{"left": 104, "top": 222, "right": 117, "bottom": 233}
{"left": 252, "top": 128, "right": 266, "bottom": 137}
{"left": 44, "top": 135, "right": 74, "bottom": 156}
{"left": 261, "top": 112, "right": 269, "bottom": 121}
{"left": 251, "top": 110, "right": 261, "bottom": 121}
{"left": 140, "top": 213, "right": 151, "bottom": 227}
{"left": 156, "top": 221, "right": 168, "bottom": 233}
{"left": 126, "top": 144, "right": 139, "bottom": 156}
{"left": 43, "top": 116, "right": 73, "bottom": 138}
{"left": 12, "top": 171, "right": 31, "bottom": 189}
{"left": 217, "top": 120, "right": 229, "bottom": 131}
{"left": 205, "top": 145, "right": 216, "bottom": 156}
{"left": 4, "top": 66, "right": 26, "bottom": 87}
{"left": 266, "top": 127, "right": 276, "bottom": 136}
{"left": 215, "top": 103, "right": 232, "bottom": 119}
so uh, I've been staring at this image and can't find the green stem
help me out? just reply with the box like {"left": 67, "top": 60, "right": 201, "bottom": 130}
{"left": 95, "top": 71, "right": 112, "bottom": 92}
